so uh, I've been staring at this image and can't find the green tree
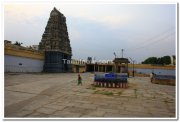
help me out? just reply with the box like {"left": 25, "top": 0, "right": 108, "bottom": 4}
{"left": 142, "top": 56, "right": 171, "bottom": 65}
{"left": 157, "top": 57, "right": 163, "bottom": 64}
{"left": 142, "top": 57, "right": 157, "bottom": 64}
{"left": 161, "top": 56, "right": 171, "bottom": 65}
{"left": 14, "top": 41, "right": 23, "bottom": 46}
{"left": 87, "top": 57, "right": 92, "bottom": 64}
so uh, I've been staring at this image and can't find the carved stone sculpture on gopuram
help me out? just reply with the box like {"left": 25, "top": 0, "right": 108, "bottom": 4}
{"left": 39, "top": 7, "right": 72, "bottom": 54}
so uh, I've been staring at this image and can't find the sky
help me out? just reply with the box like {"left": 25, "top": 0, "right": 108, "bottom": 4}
{"left": 4, "top": 3, "right": 176, "bottom": 63}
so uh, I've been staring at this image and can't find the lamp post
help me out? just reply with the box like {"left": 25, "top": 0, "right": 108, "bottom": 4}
{"left": 129, "top": 57, "right": 135, "bottom": 77}
{"left": 113, "top": 52, "right": 116, "bottom": 58}
{"left": 113, "top": 52, "right": 117, "bottom": 72}
{"left": 94, "top": 57, "right": 96, "bottom": 73}
{"left": 132, "top": 60, "right": 135, "bottom": 77}
{"left": 121, "top": 49, "right": 124, "bottom": 58}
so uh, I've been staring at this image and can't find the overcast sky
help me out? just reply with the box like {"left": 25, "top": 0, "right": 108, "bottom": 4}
{"left": 4, "top": 3, "right": 176, "bottom": 63}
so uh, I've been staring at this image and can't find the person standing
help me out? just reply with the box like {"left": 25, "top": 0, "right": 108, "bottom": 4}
{"left": 150, "top": 72, "right": 154, "bottom": 83}
{"left": 77, "top": 74, "right": 82, "bottom": 85}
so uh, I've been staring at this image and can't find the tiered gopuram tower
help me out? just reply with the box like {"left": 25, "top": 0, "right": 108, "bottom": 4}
{"left": 39, "top": 7, "right": 72, "bottom": 72}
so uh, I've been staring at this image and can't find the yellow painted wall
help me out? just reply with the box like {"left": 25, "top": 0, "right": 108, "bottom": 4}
{"left": 128, "top": 64, "right": 175, "bottom": 70}
{"left": 79, "top": 67, "right": 86, "bottom": 73}
{"left": 5, "top": 44, "right": 44, "bottom": 60}
{"left": 72, "top": 65, "right": 86, "bottom": 73}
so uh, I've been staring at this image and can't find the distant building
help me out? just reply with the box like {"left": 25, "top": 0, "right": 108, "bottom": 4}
{"left": 32, "top": 45, "right": 39, "bottom": 50}
{"left": 113, "top": 58, "right": 130, "bottom": 73}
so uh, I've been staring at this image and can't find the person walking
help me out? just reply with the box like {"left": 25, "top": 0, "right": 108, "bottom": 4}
{"left": 77, "top": 74, "right": 82, "bottom": 85}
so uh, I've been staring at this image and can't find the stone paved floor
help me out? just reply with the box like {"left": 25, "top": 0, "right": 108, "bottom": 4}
{"left": 4, "top": 73, "right": 176, "bottom": 118}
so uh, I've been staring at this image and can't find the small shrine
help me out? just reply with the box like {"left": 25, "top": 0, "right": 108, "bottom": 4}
{"left": 113, "top": 58, "right": 130, "bottom": 73}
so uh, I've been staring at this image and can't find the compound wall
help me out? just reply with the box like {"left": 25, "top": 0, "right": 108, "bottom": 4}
{"left": 5, "top": 55, "right": 44, "bottom": 72}
{"left": 5, "top": 43, "right": 44, "bottom": 73}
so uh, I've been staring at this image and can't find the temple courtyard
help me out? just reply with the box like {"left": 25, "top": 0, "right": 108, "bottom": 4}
{"left": 4, "top": 73, "right": 175, "bottom": 118}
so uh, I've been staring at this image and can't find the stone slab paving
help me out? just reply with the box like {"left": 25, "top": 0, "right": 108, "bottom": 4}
{"left": 4, "top": 73, "right": 176, "bottom": 118}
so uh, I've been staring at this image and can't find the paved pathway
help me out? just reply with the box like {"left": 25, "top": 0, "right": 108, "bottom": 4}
{"left": 5, "top": 73, "right": 175, "bottom": 118}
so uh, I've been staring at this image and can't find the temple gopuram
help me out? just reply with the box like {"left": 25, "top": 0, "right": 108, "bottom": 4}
{"left": 39, "top": 7, "right": 72, "bottom": 72}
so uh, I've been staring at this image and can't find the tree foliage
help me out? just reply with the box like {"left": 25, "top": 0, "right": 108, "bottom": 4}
{"left": 142, "top": 57, "right": 157, "bottom": 64}
{"left": 161, "top": 56, "right": 171, "bottom": 64}
{"left": 142, "top": 56, "right": 171, "bottom": 65}
{"left": 87, "top": 57, "right": 92, "bottom": 64}
{"left": 14, "top": 41, "right": 23, "bottom": 46}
